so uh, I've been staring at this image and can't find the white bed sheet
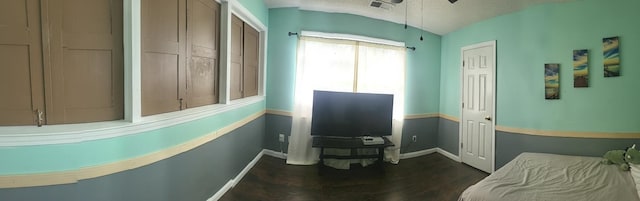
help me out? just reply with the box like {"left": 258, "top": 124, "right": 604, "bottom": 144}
{"left": 459, "top": 152, "right": 640, "bottom": 201}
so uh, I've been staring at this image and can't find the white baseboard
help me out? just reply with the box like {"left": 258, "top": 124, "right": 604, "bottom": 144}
{"left": 207, "top": 149, "right": 267, "bottom": 201}
{"left": 399, "top": 148, "right": 436, "bottom": 159}
{"left": 398, "top": 148, "right": 461, "bottom": 163}
{"left": 208, "top": 180, "right": 234, "bottom": 201}
{"left": 436, "top": 148, "right": 461, "bottom": 162}
{"left": 262, "top": 149, "right": 287, "bottom": 159}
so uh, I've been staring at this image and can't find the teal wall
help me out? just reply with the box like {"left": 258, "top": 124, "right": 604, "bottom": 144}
{"left": 237, "top": 0, "right": 268, "bottom": 26}
{"left": 265, "top": 8, "right": 300, "bottom": 112}
{"left": 266, "top": 8, "right": 442, "bottom": 115}
{"left": 440, "top": 0, "right": 640, "bottom": 133}
{"left": 0, "top": 0, "right": 268, "bottom": 176}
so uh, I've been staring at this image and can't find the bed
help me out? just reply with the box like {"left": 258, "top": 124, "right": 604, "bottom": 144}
{"left": 459, "top": 152, "right": 640, "bottom": 201}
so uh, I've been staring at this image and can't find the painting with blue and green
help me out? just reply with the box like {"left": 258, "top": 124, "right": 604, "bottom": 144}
{"left": 573, "top": 49, "right": 589, "bottom": 87}
{"left": 545, "top": 63, "right": 560, "bottom": 100}
{"left": 603, "top": 36, "right": 620, "bottom": 77}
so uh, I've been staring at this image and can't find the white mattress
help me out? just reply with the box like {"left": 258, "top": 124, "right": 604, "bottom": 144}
{"left": 459, "top": 152, "right": 640, "bottom": 201}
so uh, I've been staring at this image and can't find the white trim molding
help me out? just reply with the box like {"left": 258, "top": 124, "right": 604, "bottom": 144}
{"left": 439, "top": 113, "right": 459, "bottom": 122}
{"left": 0, "top": 97, "right": 265, "bottom": 147}
{"left": 404, "top": 113, "right": 439, "bottom": 120}
{"left": 263, "top": 149, "right": 288, "bottom": 159}
{"left": 399, "top": 148, "right": 437, "bottom": 159}
{"left": 265, "top": 109, "right": 293, "bottom": 117}
{"left": 496, "top": 126, "right": 640, "bottom": 139}
{"left": 398, "top": 148, "right": 460, "bottom": 162}
{"left": 208, "top": 149, "right": 271, "bottom": 201}
{"left": 436, "top": 148, "right": 461, "bottom": 162}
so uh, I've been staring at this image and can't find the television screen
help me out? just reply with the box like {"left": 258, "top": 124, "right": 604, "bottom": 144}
{"left": 310, "top": 90, "right": 393, "bottom": 137}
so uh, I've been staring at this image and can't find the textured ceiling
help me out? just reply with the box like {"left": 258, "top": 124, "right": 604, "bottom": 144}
{"left": 263, "top": 0, "right": 574, "bottom": 35}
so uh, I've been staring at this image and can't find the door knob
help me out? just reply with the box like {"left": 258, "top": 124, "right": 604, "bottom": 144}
{"left": 484, "top": 116, "right": 492, "bottom": 121}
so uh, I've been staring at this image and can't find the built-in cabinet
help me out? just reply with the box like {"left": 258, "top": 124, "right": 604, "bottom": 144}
{"left": 141, "top": 0, "right": 220, "bottom": 116}
{"left": 1, "top": 0, "right": 256, "bottom": 126}
{"left": 230, "top": 15, "right": 259, "bottom": 100}
{"left": 0, "top": 0, "right": 123, "bottom": 126}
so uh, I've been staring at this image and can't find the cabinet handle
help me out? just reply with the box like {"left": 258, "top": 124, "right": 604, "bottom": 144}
{"left": 36, "top": 109, "right": 44, "bottom": 127}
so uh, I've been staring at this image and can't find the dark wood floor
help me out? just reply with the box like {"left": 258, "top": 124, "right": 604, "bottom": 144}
{"left": 220, "top": 153, "right": 488, "bottom": 201}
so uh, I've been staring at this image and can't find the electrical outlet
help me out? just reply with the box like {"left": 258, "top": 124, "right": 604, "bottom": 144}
{"left": 279, "top": 133, "right": 285, "bottom": 142}
{"left": 412, "top": 135, "right": 417, "bottom": 142}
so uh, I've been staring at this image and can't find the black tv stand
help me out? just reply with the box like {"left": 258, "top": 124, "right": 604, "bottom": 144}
{"left": 311, "top": 136, "right": 394, "bottom": 174}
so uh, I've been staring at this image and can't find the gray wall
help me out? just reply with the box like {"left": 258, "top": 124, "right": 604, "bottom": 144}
{"left": 264, "top": 114, "right": 292, "bottom": 153}
{"left": 401, "top": 118, "right": 439, "bottom": 153}
{"left": 436, "top": 118, "right": 640, "bottom": 169}
{"left": 0, "top": 116, "right": 265, "bottom": 201}
{"left": 496, "top": 131, "right": 640, "bottom": 168}
{"left": 437, "top": 118, "right": 459, "bottom": 155}
{"left": 263, "top": 114, "right": 439, "bottom": 154}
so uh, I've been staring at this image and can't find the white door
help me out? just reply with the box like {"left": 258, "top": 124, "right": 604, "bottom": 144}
{"left": 460, "top": 41, "right": 496, "bottom": 173}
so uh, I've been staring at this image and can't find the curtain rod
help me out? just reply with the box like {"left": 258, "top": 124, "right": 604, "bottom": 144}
{"left": 290, "top": 31, "right": 414, "bottom": 51}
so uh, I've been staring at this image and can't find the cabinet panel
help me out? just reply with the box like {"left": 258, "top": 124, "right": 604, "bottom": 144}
{"left": 62, "top": 50, "right": 113, "bottom": 109}
{"left": 62, "top": 0, "right": 112, "bottom": 35}
{"left": 229, "top": 15, "right": 243, "bottom": 100}
{"left": 0, "top": 0, "right": 44, "bottom": 126}
{"left": 186, "top": 0, "right": 219, "bottom": 107}
{"left": 142, "top": 0, "right": 181, "bottom": 53}
{"left": 0, "top": 0, "right": 29, "bottom": 43}
{"left": 0, "top": 45, "right": 36, "bottom": 125}
{"left": 46, "top": 0, "right": 123, "bottom": 124}
{"left": 142, "top": 53, "right": 181, "bottom": 115}
{"left": 243, "top": 24, "right": 259, "bottom": 97}
{"left": 0, "top": 1, "right": 28, "bottom": 28}
{"left": 142, "top": 0, "right": 186, "bottom": 115}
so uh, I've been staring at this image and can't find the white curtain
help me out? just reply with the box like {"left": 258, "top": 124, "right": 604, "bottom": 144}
{"left": 286, "top": 35, "right": 406, "bottom": 166}
{"left": 356, "top": 42, "right": 406, "bottom": 163}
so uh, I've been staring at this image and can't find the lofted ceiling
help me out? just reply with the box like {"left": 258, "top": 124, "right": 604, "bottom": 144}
{"left": 263, "top": 0, "right": 573, "bottom": 35}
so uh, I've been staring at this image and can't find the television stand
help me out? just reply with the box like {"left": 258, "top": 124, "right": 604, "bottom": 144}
{"left": 311, "top": 136, "right": 394, "bottom": 174}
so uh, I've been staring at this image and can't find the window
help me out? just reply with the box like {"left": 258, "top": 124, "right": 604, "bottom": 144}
{"left": 141, "top": 0, "right": 220, "bottom": 116}
{"left": 296, "top": 36, "right": 405, "bottom": 107}
{"left": 230, "top": 14, "right": 259, "bottom": 100}
{"left": 287, "top": 33, "right": 406, "bottom": 165}
{"left": 0, "top": 0, "right": 123, "bottom": 126}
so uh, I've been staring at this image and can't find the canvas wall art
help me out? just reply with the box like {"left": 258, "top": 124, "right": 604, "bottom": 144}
{"left": 603, "top": 36, "right": 620, "bottom": 77}
{"left": 573, "top": 49, "right": 589, "bottom": 87}
{"left": 545, "top": 63, "right": 560, "bottom": 100}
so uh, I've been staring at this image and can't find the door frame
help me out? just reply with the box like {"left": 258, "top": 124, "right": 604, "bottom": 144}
{"left": 458, "top": 40, "right": 497, "bottom": 172}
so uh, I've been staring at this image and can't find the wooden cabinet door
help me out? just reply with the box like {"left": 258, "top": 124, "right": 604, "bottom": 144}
{"left": 242, "top": 23, "right": 259, "bottom": 97}
{"left": 44, "top": 0, "right": 124, "bottom": 124}
{"left": 142, "top": 0, "right": 187, "bottom": 116}
{"left": 186, "top": 0, "right": 220, "bottom": 108}
{"left": 229, "top": 15, "right": 244, "bottom": 100}
{"left": 0, "top": 0, "right": 45, "bottom": 125}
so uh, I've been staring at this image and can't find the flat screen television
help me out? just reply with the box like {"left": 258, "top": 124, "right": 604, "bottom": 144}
{"left": 310, "top": 90, "right": 393, "bottom": 137}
